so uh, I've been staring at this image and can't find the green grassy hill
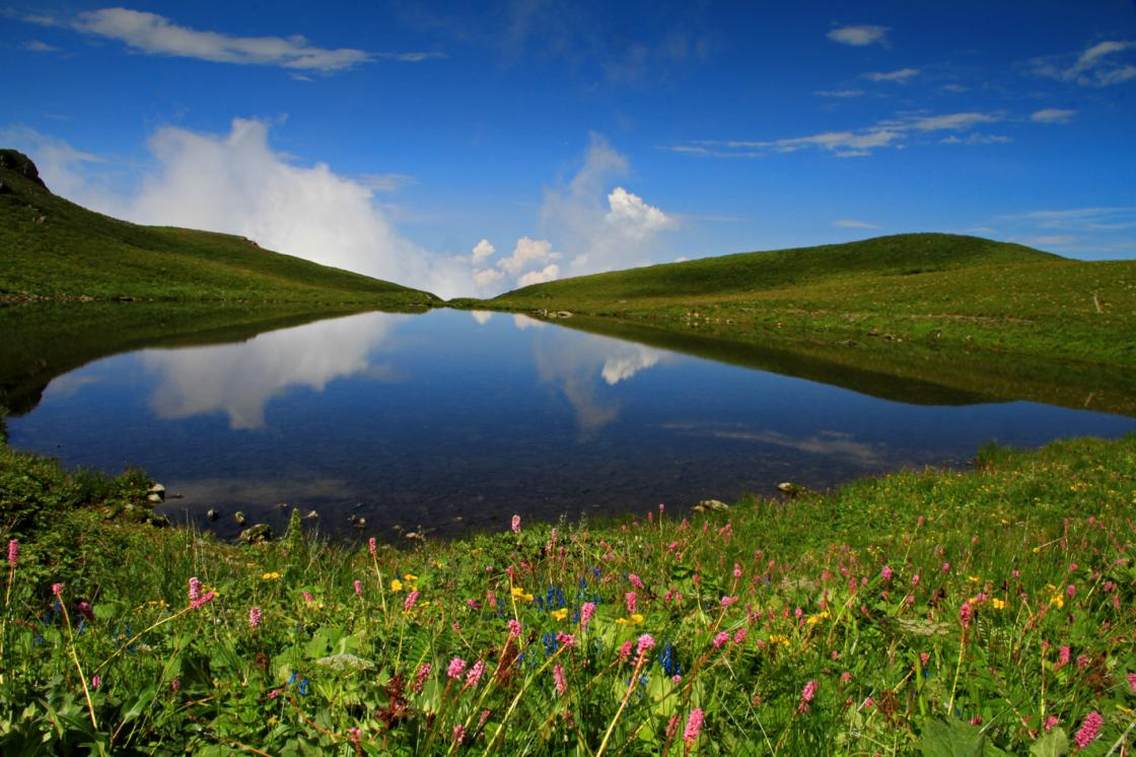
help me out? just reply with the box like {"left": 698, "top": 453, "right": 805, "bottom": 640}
{"left": 494, "top": 233, "right": 1061, "bottom": 303}
{"left": 483, "top": 233, "right": 1136, "bottom": 373}
{"left": 0, "top": 149, "right": 438, "bottom": 307}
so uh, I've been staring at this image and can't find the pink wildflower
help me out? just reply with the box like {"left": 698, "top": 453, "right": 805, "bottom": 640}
{"left": 712, "top": 631, "right": 730, "bottom": 649}
{"left": 733, "top": 628, "right": 748, "bottom": 644}
{"left": 190, "top": 591, "right": 216, "bottom": 609}
{"left": 189, "top": 577, "right": 203, "bottom": 602}
{"left": 404, "top": 590, "right": 420, "bottom": 612}
{"left": 942, "top": 562, "right": 951, "bottom": 573}
{"left": 1057, "top": 646, "right": 1071, "bottom": 669}
{"left": 510, "top": 514, "right": 521, "bottom": 534}
{"left": 368, "top": 537, "right": 377, "bottom": 558}
{"left": 302, "top": 591, "right": 314, "bottom": 603}
{"left": 171, "top": 678, "right": 180, "bottom": 692}
{"left": 911, "top": 574, "right": 920, "bottom": 588}
{"left": 1066, "top": 584, "right": 1076, "bottom": 599}
{"left": 353, "top": 580, "right": 363, "bottom": 596}
{"left": 1074, "top": 711, "right": 1103, "bottom": 749}
{"left": 733, "top": 562, "right": 743, "bottom": 578}
{"left": 249, "top": 607, "right": 262, "bottom": 629}
{"left": 452, "top": 724, "right": 466, "bottom": 744}
{"left": 1127, "top": 672, "right": 1136, "bottom": 693}
{"left": 553, "top": 663, "right": 567, "bottom": 695}
{"left": 51, "top": 582, "right": 63, "bottom": 597}
{"left": 625, "top": 591, "right": 637, "bottom": 614}
{"left": 7, "top": 539, "right": 18, "bottom": 567}
{"left": 683, "top": 708, "right": 704, "bottom": 746}
{"left": 580, "top": 602, "right": 596, "bottom": 629}
{"left": 863, "top": 697, "right": 875, "bottom": 709}
{"left": 447, "top": 657, "right": 467, "bottom": 681}
{"left": 720, "top": 595, "right": 738, "bottom": 608}
{"left": 798, "top": 679, "right": 817, "bottom": 713}
{"left": 348, "top": 727, "right": 361, "bottom": 746}
{"left": 1044, "top": 715, "right": 1059, "bottom": 732}
{"left": 840, "top": 671, "right": 852, "bottom": 683}
{"left": 465, "top": 660, "right": 485, "bottom": 689}
{"left": 628, "top": 573, "right": 644, "bottom": 589}
{"left": 960, "top": 602, "right": 973, "bottom": 630}
{"left": 91, "top": 675, "right": 101, "bottom": 690}
{"left": 672, "top": 674, "right": 682, "bottom": 684}
{"left": 556, "top": 632, "right": 576, "bottom": 648}
{"left": 637, "top": 633, "right": 656, "bottom": 656}
{"left": 618, "top": 640, "right": 634, "bottom": 662}
{"left": 920, "top": 652, "right": 930, "bottom": 667}
{"left": 665, "top": 714, "right": 680, "bottom": 740}
{"left": 881, "top": 565, "right": 893, "bottom": 581}
{"left": 507, "top": 618, "right": 522, "bottom": 639}
{"left": 413, "top": 663, "right": 431, "bottom": 693}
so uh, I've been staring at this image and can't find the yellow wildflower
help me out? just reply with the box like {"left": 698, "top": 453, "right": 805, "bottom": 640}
{"left": 261, "top": 571, "right": 281, "bottom": 581}
{"left": 511, "top": 587, "right": 526, "bottom": 598}
{"left": 403, "top": 573, "right": 418, "bottom": 583}
{"left": 991, "top": 598, "right": 1006, "bottom": 610}
{"left": 967, "top": 576, "right": 981, "bottom": 583}
{"left": 551, "top": 608, "right": 568, "bottom": 621}
{"left": 806, "top": 610, "right": 830, "bottom": 626}
{"left": 768, "top": 635, "right": 790, "bottom": 646}
{"left": 390, "top": 579, "right": 403, "bottom": 592}
{"left": 631, "top": 613, "right": 644, "bottom": 624}
{"left": 524, "top": 593, "right": 534, "bottom": 602}
{"left": 1050, "top": 594, "right": 1064, "bottom": 609}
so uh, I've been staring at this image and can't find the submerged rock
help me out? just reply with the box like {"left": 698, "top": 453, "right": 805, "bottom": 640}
{"left": 777, "top": 482, "right": 807, "bottom": 497}
{"left": 206, "top": 508, "right": 220, "bottom": 521}
{"left": 304, "top": 510, "right": 319, "bottom": 520}
{"left": 234, "top": 511, "right": 248, "bottom": 526}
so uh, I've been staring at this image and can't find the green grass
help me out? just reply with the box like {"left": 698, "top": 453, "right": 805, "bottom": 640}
{"left": 0, "top": 149, "right": 438, "bottom": 307}
{"left": 479, "top": 233, "right": 1136, "bottom": 378}
{"left": 1, "top": 434, "right": 1134, "bottom": 753}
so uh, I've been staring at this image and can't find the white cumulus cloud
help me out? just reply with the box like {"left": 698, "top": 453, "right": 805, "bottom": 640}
{"left": 1032, "top": 40, "right": 1136, "bottom": 87}
{"left": 605, "top": 187, "right": 675, "bottom": 240}
{"left": 827, "top": 25, "right": 889, "bottom": 47}
{"left": 862, "top": 67, "right": 920, "bottom": 83}
{"left": 63, "top": 7, "right": 442, "bottom": 72}
{"left": 1030, "top": 108, "right": 1076, "bottom": 124}
{"left": 517, "top": 264, "right": 561, "bottom": 287}
{"left": 471, "top": 239, "right": 496, "bottom": 260}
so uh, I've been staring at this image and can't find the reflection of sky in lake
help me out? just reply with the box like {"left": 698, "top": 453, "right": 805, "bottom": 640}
{"left": 12, "top": 309, "right": 1136, "bottom": 537}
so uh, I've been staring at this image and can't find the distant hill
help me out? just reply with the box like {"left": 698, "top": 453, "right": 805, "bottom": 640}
{"left": 0, "top": 149, "right": 438, "bottom": 307}
{"left": 492, "top": 233, "right": 1062, "bottom": 304}
{"left": 482, "top": 233, "right": 1136, "bottom": 374}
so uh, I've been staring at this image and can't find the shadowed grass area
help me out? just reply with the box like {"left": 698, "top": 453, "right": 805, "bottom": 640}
{"left": 473, "top": 233, "right": 1136, "bottom": 375}
{"left": 0, "top": 149, "right": 438, "bottom": 307}
{"left": 0, "top": 434, "right": 1133, "bottom": 752}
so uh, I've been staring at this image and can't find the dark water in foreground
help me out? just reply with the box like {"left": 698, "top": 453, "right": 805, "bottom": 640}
{"left": 8, "top": 309, "right": 1135, "bottom": 537}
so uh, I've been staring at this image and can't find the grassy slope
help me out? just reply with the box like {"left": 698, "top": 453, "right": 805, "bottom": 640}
{"left": 0, "top": 149, "right": 438, "bottom": 307}
{"left": 1, "top": 434, "right": 1133, "bottom": 752}
{"left": 483, "top": 233, "right": 1136, "bottom": 370}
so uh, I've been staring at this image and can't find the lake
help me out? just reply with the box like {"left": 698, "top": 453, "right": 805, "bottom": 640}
{"left": 6, "top": 307, "right": 1135, "bottom": 538}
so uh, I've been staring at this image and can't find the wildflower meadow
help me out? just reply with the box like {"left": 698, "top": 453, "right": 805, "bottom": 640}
{"left": 0, "top": 434, "right": 1134, "bottom": 754}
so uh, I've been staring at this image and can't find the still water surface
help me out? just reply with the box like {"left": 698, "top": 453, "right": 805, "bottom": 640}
{"left": 8, "top": 309, "right": 1135, "bottom": 537}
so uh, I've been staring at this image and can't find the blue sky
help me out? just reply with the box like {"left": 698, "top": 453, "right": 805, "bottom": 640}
{"left": 2, "top": 1, "right": 1134, "bottom": 296}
